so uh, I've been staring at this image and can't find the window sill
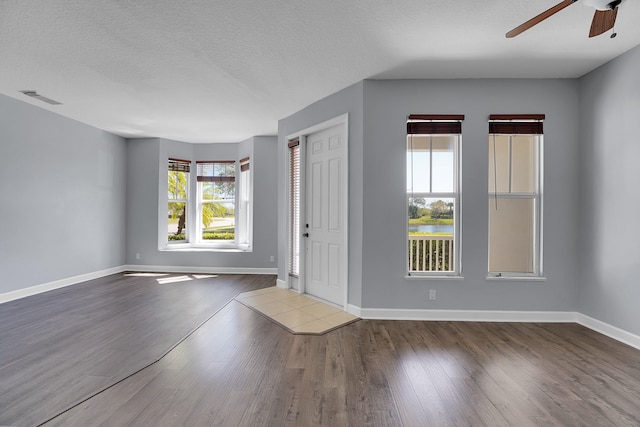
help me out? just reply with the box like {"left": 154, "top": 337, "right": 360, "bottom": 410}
{"left": 161, "top": 244, "right": 252, "bottom": 253}
{"left": 485, "top": 276, "right": 547, "bottom": 282}
{"left": 405, "top": 275, "right": 464, "bottom": 280}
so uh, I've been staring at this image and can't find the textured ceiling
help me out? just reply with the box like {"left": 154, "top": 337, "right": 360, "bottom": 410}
{"left": 1, "top": 0, "right": 639, "bottom": 143}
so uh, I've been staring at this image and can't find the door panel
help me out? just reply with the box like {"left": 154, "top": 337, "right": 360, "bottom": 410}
{"left": 328, "top": 157, "right": 341, "bottom": 232}
{"left": 304, "top": 123, "right": 347, "bottom": 306}
{"left": 328, "top": 244, "right": 340, "bottom": 289}
{"left": 311, "top": 161, "right": 322, "bottom": 230}
{"left": 311, "top": 241, "right": 322, "bottom": 282}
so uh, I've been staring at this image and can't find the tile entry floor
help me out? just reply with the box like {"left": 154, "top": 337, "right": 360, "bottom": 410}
{"left": 235, "top": 287, "right": 359, "bottom": 334}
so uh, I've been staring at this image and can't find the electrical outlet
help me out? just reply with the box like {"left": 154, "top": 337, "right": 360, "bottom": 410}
{"left": 269, "top": 256, "right": 275, "bottom": 262}
{"left": 136, "top": 253, "right": 141, "bottom": 260}
{"left": 429, "top": 289, "right": 436, "bottom": 300}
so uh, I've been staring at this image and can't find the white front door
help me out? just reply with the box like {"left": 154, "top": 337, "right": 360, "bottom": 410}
{"left": 304, "top": 122, "right": 347, "bottom": 307}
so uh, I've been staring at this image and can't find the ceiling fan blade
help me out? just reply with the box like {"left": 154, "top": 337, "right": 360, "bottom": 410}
{"left": 506, "top": 0, "right": 576, "bottom": 38}
{"left": 589, "top": 8, "right": 618, "bottom": 37}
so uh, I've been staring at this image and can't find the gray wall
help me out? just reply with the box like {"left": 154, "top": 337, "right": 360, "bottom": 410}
{"left": 126, "top": 136, "right": 278, "bottom": 269}
{"left": 4, "top": 46, "right": 636, "bottom": 327}
{"left": 361, "top": 79, "right": 580, "bottom": 311}
{"left": 278, "top": 79, "right": 582, "bottom": 312}
{"left": 277, "top": 82, "right": 364, "bottom": 306}
{"left": 0, "top": 94, "right": 127, "bottom": 293}
{"left": 578, "top": 44, "right": 640, "bottom": 335}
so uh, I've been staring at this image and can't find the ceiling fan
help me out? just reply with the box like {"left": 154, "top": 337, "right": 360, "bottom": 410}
{"left": 506, "top": 0, "right": 625, "bottom": 38}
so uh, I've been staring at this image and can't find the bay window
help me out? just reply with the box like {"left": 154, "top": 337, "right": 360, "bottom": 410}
{"left": 164, "top": 157, "right": 251, "bottom": 250}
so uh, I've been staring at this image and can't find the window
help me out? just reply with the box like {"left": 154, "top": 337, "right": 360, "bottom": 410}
{"left": 196, "top": 161, "right": 236, "bottom": 243}
{"left": 488, "top": 114, "right": 544, "bottom": 277}
{"left": 288, "top": 140, "right": 300, "bottom": 277}
{"left": 168, "top": 158, "right": 190, "bottom": 243}
{"left": 238, "top": 157, "right": 251, "bottom": 246}
{"left": 164, "top": 156, "right": 251, "bottom": 250}
{"left": 407, "top": 115, "right": 463, "bottom": 276}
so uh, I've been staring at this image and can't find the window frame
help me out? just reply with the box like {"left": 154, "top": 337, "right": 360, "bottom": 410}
{"left": 162, "top": 157, "right": 252, "bottom": 251}
{"left": 288, "top": 139, "right": 301, "bottom": 278}
{"left": 237, "top": 157, "right": 252, "bottom": 248}
{"left": 195, "top": 160, "right": 237, "bottom": 247}
{"left": 487, "top": 115, "right": 544, "bottom": 278}
{"left": 406, "top": 115, "right": 463, "bottom": 278}
{"left": 167, "top": 158, "right": 191, "bottom": 245}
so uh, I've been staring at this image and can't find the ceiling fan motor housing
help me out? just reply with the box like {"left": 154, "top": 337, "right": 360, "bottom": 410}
{"left": 582, "top": 0, "right": 624, "bottom": 10}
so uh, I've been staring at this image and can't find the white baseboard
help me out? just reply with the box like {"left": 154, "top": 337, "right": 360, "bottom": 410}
{"left": 576, "top": 313, "right": 640, "bottom": 351}
{"left": 123, "top": 265, "right": 278, "bottom": 275}
{"left": 276, "top": 279, "right": 288, "bottom": 289}
{"left": 0, "top": 265, "right": 277, "bottom": 305}
{"left": 356, "top": 307, "right": 577, "bottom": 323}
{"left": 347, "top": 304, "right": 362, "bottom": 317}
{"left": 348, "top": 306, "right": 640, "bottom": 350}
{"left": 0, "top": 266, "right": 126, "bottom": 304}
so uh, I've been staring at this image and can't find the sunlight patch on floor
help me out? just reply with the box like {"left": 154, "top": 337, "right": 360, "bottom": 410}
{"left": 125, "top": 272, "right": 169, "bottom": 277}
{"left": 157, "top": 275, "right": 193, "bottom": 284}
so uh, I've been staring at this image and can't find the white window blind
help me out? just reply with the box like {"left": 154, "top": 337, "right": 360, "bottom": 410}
{"left": 288, "top": 140, "right": 300, "bottom": 277}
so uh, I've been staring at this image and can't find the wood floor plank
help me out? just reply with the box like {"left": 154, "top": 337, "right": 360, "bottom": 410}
{"left": 513, "top": 323, "right": 640, "bottom": 426}
{"left": 379, "top": 322, "right": 451, "bottom": 426}
{"left": 0, "top": 272, "right": 274, "bottom": 426}
{"left": 320, "top": 332, "right": 349, "bottom": 426}
{"left": 4, "top": 276, "right": 640, "bottom": 426}
{"left": 475, "top": 322, "right": 589, "bottom": 426}
{"left": 448, "top": 323, "right": 544, "bottom": 426}
{"left": 43, "top": 314, "right": 640, "bottom": 427}
{"left": 42, "top": 363, "right": 167, "bottom": 427}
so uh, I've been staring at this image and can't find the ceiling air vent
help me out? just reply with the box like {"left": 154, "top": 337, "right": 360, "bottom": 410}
{"left": 20, "top": 90, "right": 62, "bottom": 105}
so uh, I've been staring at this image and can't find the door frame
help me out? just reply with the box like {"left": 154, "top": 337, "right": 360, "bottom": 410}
{"left": 286, "top": 113, "right": 349, "bottom": 310}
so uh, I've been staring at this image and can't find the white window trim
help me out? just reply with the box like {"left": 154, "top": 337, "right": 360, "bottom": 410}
{"left": 236, "top": 164, "right": 252, "bottom": 249}
{"left": 196, "top": 161, "right": 237, "bottom": 246}
{"left": 287, "top": 140, "right": 301, "bottom": 280}
{"left": 166, "top": 159, "right": 191, "bottom": 245}
{"left": 487, "top": 133, "right": 544, "bottom": 278}
{"left": 160, "top": 158, "right": 252, "bottom": 252}
{"left": 406, "top": 132, "right": 462, "bottom": 278}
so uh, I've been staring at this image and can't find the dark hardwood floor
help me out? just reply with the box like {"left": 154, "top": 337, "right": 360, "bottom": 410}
{"left": 0, "top": 272, "right": 275, "bottom": 427}
{"left": 37, "top": 298, "right": 640, "bottom": 426}
{"left": 3, "top": 273, "right": 640, "bottom": 426}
